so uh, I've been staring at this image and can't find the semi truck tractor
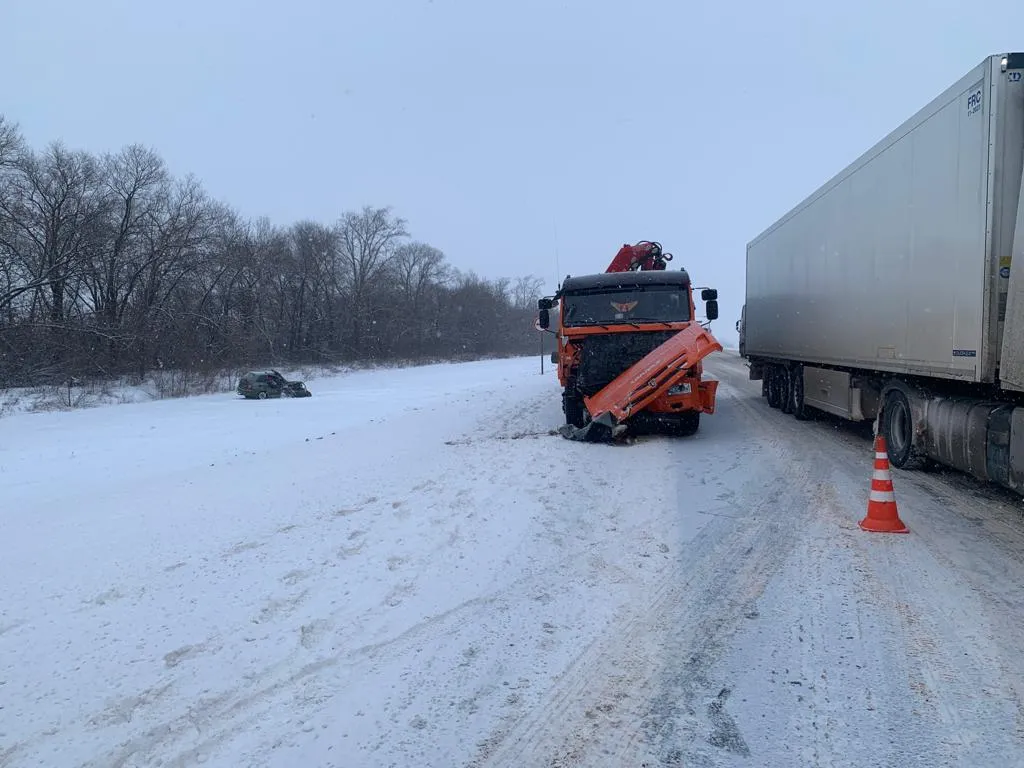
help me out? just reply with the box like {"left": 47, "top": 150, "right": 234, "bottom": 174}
{"left": 742, "top": 52, "right": 1024, "bottom": 495}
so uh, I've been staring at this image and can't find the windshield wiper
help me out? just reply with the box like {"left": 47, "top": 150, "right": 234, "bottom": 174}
{"left": 628, "top": 318, "right": 677, "bottom": 328}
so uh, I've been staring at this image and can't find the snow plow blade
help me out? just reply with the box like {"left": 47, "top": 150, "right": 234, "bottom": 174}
{"left": 562, "top": 324, "right": 722, "bottom": 442}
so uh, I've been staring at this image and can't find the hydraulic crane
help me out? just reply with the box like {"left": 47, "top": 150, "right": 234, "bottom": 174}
{"left": 604, "top": 241, "right": 673, "bottom": 273}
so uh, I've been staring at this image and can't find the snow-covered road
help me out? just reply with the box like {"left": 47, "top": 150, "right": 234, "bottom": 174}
{"left": 2, "top": 352, "right": 1023, "bottom": 767}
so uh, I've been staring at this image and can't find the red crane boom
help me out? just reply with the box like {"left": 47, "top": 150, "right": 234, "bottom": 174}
{"left": 604, "top": 240, "right": 673, "bottom": 273}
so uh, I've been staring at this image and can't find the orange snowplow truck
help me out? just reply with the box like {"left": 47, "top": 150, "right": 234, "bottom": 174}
{"left": 537, "top": 241, "right": 723, "bottom": 442}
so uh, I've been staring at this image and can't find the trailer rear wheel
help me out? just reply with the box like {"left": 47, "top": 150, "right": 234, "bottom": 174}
{"left": 766, "top": 368, "right": 783, "bottom": 409}
{"left": 790, "top": 366, "right": 810, "bottom": 421}
{"left": 882, "top": 389, "right": 926, "bottom": 470}
{"left": 779, "top": 367, "right": 795, "bottom": 415}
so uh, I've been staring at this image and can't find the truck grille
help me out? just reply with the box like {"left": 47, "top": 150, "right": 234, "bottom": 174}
{"left": 575, "top": 330, "right": 679, "bottom": 396}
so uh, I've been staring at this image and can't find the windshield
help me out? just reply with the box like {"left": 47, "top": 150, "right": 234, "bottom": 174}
{"left": 561, "top": 287, "right": 691, "bottom": 327}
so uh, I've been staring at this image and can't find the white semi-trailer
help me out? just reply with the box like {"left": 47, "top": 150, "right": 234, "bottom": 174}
{"left": 742, "top": 52, "right": 1024, "bottom": 495}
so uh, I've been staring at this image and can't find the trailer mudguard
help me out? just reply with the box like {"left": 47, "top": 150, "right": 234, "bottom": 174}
{"left": 582, "top": 324, "right": 722, "bottom": 427}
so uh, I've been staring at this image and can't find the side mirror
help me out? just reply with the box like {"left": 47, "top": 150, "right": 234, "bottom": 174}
{"left": 538, "top": 297, "right": 554, "bottom": 310}
{"left": 538, "top": 308, "right": 550, "bottom": 329}
{"left": 701, "top": 288, "right": 718, "bottom": 301}
{"left": 706, "top": 300, "right": 719, "bottom": 321}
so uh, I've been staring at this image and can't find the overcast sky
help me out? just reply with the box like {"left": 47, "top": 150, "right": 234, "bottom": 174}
{"left": 2, "top": 0, "right": 1017, "bottom": 345}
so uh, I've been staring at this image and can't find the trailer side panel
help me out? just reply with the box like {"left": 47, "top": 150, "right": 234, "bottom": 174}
{"left": 746, "top": 59, "right": 994, "bottom": 382}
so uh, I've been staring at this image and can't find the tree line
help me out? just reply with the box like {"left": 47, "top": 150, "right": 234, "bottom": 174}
{"left": 0, "top": 115, "right": 545, "bottom": 388}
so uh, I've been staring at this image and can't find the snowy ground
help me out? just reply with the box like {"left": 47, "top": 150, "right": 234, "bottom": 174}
{"left": 2, "top": 352, "right": 1023, "bottom": 767}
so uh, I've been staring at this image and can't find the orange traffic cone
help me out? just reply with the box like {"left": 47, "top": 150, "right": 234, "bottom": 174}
{"left": 859, "top": 433, "right": 909, "bottom": 534}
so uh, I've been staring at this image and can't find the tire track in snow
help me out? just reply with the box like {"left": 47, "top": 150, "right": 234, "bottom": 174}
{"left": 846, "top": 495, "right": 1024, "bottom": 763}
{"left": 81, "top": 387, "right": 565, "bottom": 768}
{"left": 472, "top": 372, "right": 826, "bottom": 767}
{"left": 709, "top": 353, "right": 1024, "bottom": 766}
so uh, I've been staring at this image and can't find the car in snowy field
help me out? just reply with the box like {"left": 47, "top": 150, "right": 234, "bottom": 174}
{"left": 236, "top": 370, "right": 312, "bottom": 399}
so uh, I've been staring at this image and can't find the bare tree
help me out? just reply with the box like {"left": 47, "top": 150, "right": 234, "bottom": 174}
{"left": 0, "top": 116, "right": 25, "bottom": 318}
{"left": 512, "top": 275, "right": 544, "bottom": 311}
{"left": 335, "top": 206, "right": 408, "bottom": 357}
{"left": 127, "top": 177, "right": 222, "bottom": 373}
{"left": 286, "top": 220, "right": 337, "bottom": 357}
{"left": 0, "top": 142, "right": 104, "bottom": 322}
{"left": 390, "top": 241, "right": 448, "bottom": 355}
{"left": 393, "top": 241, "right": 447, "bottom": 302}
{"left": 85, "top": 144, "right": 169, "bottom": 332}
{"left": 0, "top": 115, "right": 23, "bottom": 168}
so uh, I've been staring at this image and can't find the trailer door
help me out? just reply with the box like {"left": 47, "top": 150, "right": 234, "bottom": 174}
{"left": 1001, "top": 136, "right": 1024, "bottom": 390}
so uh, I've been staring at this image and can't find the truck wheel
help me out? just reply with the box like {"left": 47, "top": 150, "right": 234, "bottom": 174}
{"left": 563, "top": 390, "right": 587, "bottom": 428}
{"left": 790, "top": 366, "right": 810, "bottom": 421}
{"left": 257, "top": 391, "right": 268, "bottom": 400}
{"left": 882, "top": 389, "right": 926, "bottom": 470}
{"left": 672, "top": 411, "right": 700, "bottom": 437}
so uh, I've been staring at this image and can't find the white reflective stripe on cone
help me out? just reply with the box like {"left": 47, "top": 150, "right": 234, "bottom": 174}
{"left": 869, "top": 490, "right": 896, "bottom": 503}
{"left": 872, "top": 470, "right": 892, "bottom": 481}
{"left": 875, "top": 452, "right": 888, "bottom": 460}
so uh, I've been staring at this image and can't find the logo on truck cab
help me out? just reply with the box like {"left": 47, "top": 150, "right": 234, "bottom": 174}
{"left": 967, "top": 88, "right": 983, "bottom": 116}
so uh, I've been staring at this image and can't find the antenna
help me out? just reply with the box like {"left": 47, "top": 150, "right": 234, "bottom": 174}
{"left": 553, "top": 217, "right": 561, "bottom": 290}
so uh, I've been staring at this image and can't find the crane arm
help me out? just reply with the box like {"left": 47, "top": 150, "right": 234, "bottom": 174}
{"left": 604, "top": 241, "right": 673, "bottom": 273}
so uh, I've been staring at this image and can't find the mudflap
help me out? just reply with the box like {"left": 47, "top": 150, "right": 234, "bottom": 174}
{"left": 557, "top": 412, "right": 629, "bottom": 443}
